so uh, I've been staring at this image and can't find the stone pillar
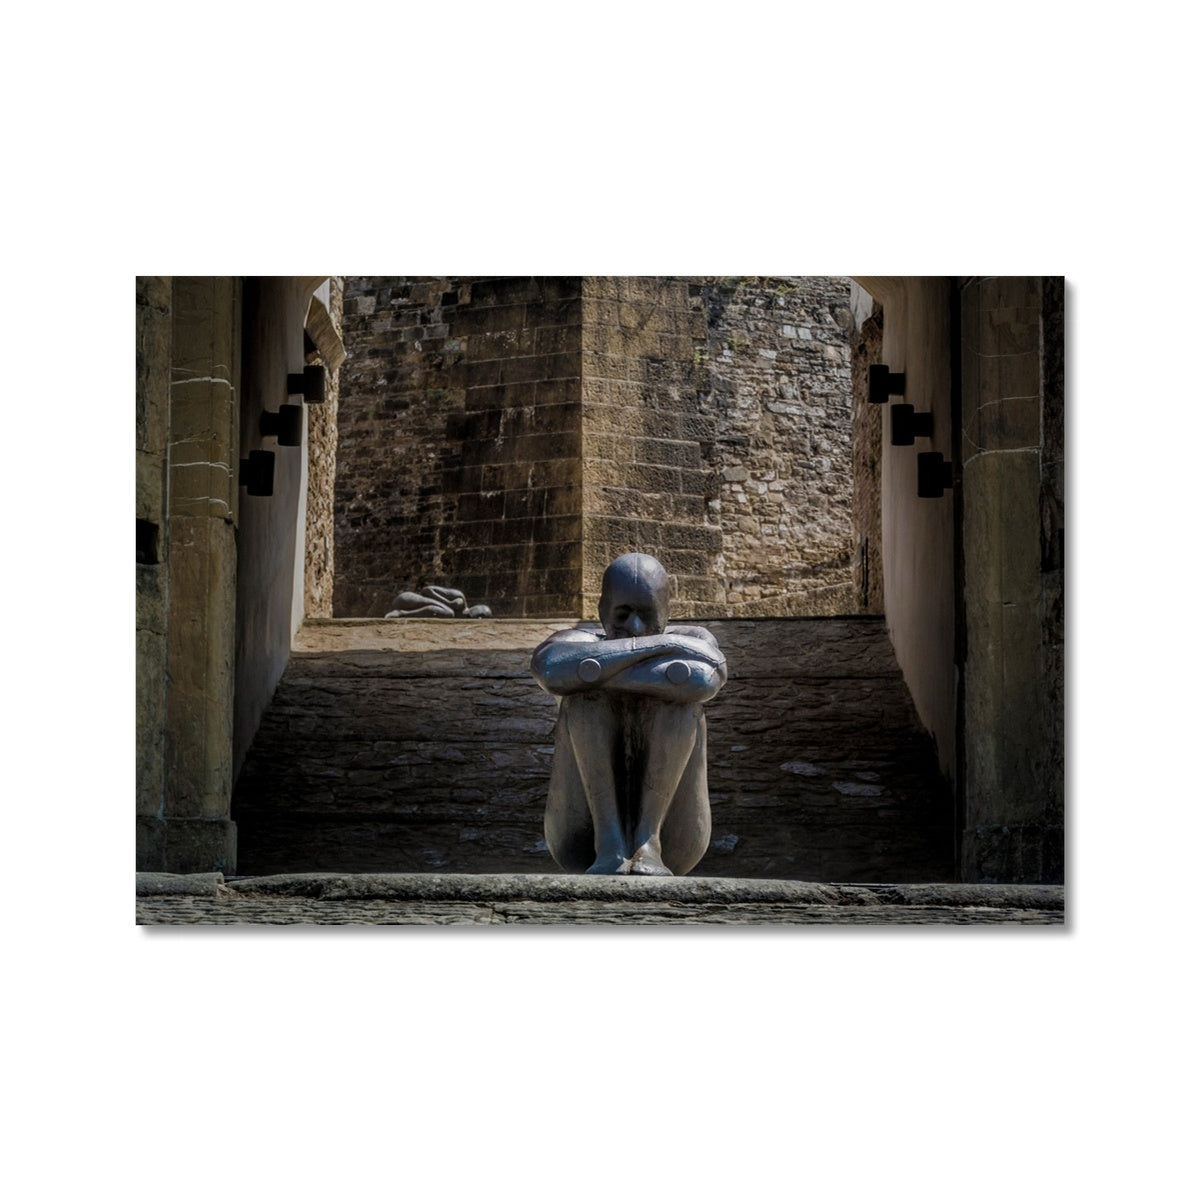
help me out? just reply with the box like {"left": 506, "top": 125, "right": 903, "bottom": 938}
{"left": 136, "top": 277, "right": 172, "bottom": 868}
{"left": 158, "top": 276, "right": 240, "bottom": 872}
{"left": 959, "top": 277, "right": 1064, "bottom": 882}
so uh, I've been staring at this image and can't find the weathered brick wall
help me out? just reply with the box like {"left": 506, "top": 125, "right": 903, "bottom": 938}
{"left": 304, "top": 276, "right": 342, "bottom": 617}
{"left": 443, "top": 277, "right": 583, "bottom": 617}
{"left": 581, "top": 277, "right": 721, "bottom": 617}
{"left": 333, "top": 277, "right": 859, "bottom": 621}
{"left": 334, "top": 277, "right": 583, "bottom": 617}
{"left": 231, "top": 618, "right": 954, "bottom": 881}
{"left": 334, "top": 277, "right": 469, "bottom": 616}
{"left": 579, "top": 276, "right": 857, "bottom": 618}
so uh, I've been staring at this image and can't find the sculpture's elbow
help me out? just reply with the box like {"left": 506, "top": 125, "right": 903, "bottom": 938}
{"left": 534, "top": 668, "right": 575, "bottom": 697}
{"left": 667, "top": 662, "right": 724, "bottom": 704}
{"left": 530, "top": 649, "right": 567, "bottom": 694}
{"left": 693, "top": 659, "right": 728, "bottom": 702}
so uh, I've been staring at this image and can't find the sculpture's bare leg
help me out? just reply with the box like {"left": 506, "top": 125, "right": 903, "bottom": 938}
{"left": 544, "top": 711, "right": 590, "bottom": 872}
{"left": 630, "top": 702, "right": 700, "bottom": 876}
{"left": 562, "top": 693, "right": 631, "bottom": 874}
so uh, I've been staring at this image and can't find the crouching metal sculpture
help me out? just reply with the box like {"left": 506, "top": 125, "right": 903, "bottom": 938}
{"left": 531, "top": 553, "right": 727, "bottom": 876}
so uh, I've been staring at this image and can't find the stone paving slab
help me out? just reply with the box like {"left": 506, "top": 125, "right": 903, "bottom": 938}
{"left": 136, "top": 873, "right": 1064, "bottom": 926}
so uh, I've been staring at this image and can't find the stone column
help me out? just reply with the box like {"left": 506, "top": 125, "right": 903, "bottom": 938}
{"left": 136, "top": 277, "right": 172, "bottom": 868}
{"left": 158, "top": 277, "right": 240, "bottom": 872}
{"left": 959, "top": 277, "right": 1063, "bottom": 882}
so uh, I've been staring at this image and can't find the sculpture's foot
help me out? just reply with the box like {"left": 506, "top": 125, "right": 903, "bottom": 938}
{"left": 629, "top": 843, "right": 673, "bottom": 876}
{"left": 586, "top": 852, "right": 632, "bottom": 875}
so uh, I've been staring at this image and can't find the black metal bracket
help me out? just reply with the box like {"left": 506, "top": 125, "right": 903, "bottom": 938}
{"left": 259, "top": 404, "right": 304, "bottom": 446}
{"left": 287, "top": 363, "right": 325, "bottom": 404}
{"left": 891, "top": 403, "right": 934, "bottom": 446}
{"left": 917, "top": 451, "right": 954, "bottom": 498}
{"left": 239, "top": 450, "right": 275, "bottom": 496}
{"left": 869, "top": 364, "right": 906, "bottom": 404}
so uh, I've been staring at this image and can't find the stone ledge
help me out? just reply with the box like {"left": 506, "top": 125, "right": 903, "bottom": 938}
{"left": 136, "top": 872, "right": 227, "bottom": 897}
{"left": 136, "top": 872, "right": 1064, "bottom": 925}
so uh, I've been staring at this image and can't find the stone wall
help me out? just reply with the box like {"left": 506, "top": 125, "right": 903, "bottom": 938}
{"left": 333, "top": 277, "right": 860, "bottom": 622}
{"left": 335, "top": 277, "right": 469, "bottom": 616}
{"left": 334, "top": 277, "right": 583, "bottom": 618}
{"left": 850, "top": 298, "right": 884, "bottom": 613}
{"left": 581, "top": 277, "right": 721, "bottom": 617}
{"left": 702, "top": 277, "right": 856, "bottom": 616}
{"left": 304, "top": 277, "right": 342, "bottom": 617}
{"left": 232, "top": 617, "right": 954, "bottom": 882}
{"left": 855, "top": 277, "right": 958, "bottom": 782}
{"left": 234, "top": 278, "right": 332, "bottom": 785}
{"left": 443, "top": 277, "right": 584, "bottom": 617}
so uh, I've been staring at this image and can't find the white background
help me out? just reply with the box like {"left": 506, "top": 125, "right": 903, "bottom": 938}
{"left": 3, "top": 2, "right": 1194, "bottom": 1196}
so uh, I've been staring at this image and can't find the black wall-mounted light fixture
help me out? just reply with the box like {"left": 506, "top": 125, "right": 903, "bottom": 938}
{"left": 869, "top": 364, "right": 906, "bottom": 405}
{"left": 260, "top": 404, "right": 304, "bottom": 447}
{"left": 917, "top": 452, "right": 954, "bottom": 499}
{"left": 287, "top": 363, "right": 325, "bottom": 404}
{"left": 136, "top": 519, "right": 159, "bottom": 565}
{"left": 239, "top": 450, "right": 275, "bottom": 496}
{"left": 891, "top": 403, "right": 934, "bottom": 446}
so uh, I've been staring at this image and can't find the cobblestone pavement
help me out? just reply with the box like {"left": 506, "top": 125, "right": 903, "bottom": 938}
{"left": 136, "top": 873, "right": 1065, "bottom": 927}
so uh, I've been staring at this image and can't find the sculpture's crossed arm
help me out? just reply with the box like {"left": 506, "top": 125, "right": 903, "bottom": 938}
{"left": 532, "top": 629, "right": 727, "bottom": 703}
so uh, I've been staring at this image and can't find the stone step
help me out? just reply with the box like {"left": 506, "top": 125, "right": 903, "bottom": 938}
{"left": 136, "top": 872, "right": 1064, "bottom": 926}
{"left": 232, "top": 617, "right": 956, "bottom": 881}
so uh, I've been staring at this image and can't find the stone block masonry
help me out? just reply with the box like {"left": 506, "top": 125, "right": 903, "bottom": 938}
{"left": 443, "top": 277, "right": 584, "bottom": 617}
{"left": 581, "top": 277, "right": 722, "bottom": 616}
{"left": 335, "top": 277, "right": 583, "bottom": 618}
{"left": 701, "top": 277, "right": 856, "bottom": 616}
{"left": 334, "top": 278, "right": 862, "bottom": 620}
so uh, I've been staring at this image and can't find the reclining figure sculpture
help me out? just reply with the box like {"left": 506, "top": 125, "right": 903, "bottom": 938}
{"left": 531, "top": 553, "right": 727, "bottom": 876}
{"left": 386, "top": 584, "right": 492, "bottom": 619}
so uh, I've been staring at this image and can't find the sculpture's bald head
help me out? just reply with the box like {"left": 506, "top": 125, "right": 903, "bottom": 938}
{"left": 599, "top": 553, "right": 669, "bottom": 639}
